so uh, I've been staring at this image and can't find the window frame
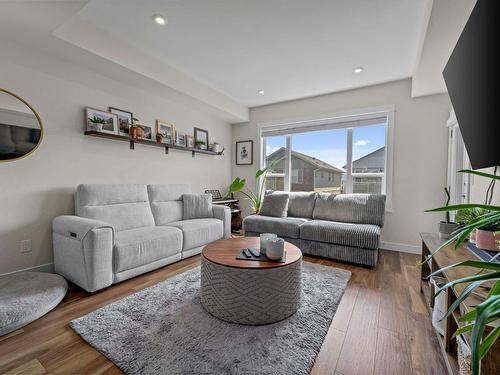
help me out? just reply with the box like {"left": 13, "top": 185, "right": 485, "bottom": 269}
{"left": 259, "top": 105, "right": 394, "bottom": 211}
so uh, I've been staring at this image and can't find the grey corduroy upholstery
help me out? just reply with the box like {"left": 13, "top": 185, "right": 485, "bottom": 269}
{"left": 53, "top": 184, "right": 231, "bottom": 292}
{"left": 243, "top": 215, "right": 310, "bottom": 239}
{"left": 313, "top": 193, "right": 386, "bottom": 227}
{"left": 300, "top": 220, "right": 380, "bottom": 250}
{"left": 243, "top": 192, "right": 386, "bottom": 267}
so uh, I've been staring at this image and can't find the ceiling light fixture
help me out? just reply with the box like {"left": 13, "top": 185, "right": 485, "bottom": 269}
{"left": 353, "top": 67, "right": 364, "bottom": 73}
{"left": 153, "top": 14, "right": 167, "bottom": 25}
{"left": 257, "top": 90, "right": 265, "bottom": 95}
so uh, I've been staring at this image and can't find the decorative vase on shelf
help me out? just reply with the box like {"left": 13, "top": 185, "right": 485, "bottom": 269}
{"left": 156, "top": 133, "right": 163, "bottom": 143}
{"left": 130, "top": 126, "right": 144, "bottom": 139}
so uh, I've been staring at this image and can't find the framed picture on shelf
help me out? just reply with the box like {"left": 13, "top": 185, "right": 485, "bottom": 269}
{"left": 186, "top": 135, "right": 194, "bottom": 148}
{"left": 109, "top": 107, "right": 133, "bottom": 136}
{"left": 156, "top": 120, "right": 174, "bottom": 144}
{"left": 236, "top": 140, "right": 253, "bottom": 165}
{"left": 139, "top": 125, "right": 152, "bottom": 140}
{"left": 86, "top": 107, "right": 118, "bottom": 135}
{"left": 175, "top": 130, "right": 186, "bottom": 146}
{"left": 194, "top": 127, "right": 209, "bottom": 150}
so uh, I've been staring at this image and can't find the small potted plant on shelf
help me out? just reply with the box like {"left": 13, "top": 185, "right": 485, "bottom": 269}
{"left": 129, "top": 117, "right": 143, "bottom": 139}
{"left": 195, "top": 140, "right": 206, "bottom": 149}
{"left": 456, "top": 207, "right": 484, "bottom": 244}
{"left": 438, "top": 187, "right": 461, "bottom": 239}
{"left": 88, "top": 115, "right": 106, "bottom": 132}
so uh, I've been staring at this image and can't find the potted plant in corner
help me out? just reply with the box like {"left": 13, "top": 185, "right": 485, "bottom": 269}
{"left": 425, "top": 169, "right": 500, "bottom": 375}
{"left": 230, "top": 160, "right": 277, "bottom": 214}
{"left": 438, "top": 187, "right": 461, "bottom": 239}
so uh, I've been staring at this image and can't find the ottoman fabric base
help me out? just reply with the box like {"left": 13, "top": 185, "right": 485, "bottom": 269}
{"left": 200, "top": 257, "right": 302, "bottom": 325}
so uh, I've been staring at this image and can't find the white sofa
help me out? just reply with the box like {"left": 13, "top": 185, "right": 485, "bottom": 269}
{"left": 52, "top": 184, "right": 231, "bottom": 292}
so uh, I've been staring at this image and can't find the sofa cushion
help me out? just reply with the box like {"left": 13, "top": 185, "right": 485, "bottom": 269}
{"left": 300, "top": 220, "right": 381, "bottom": 250}
{"left": 167, "top": 218, "right": 223, "bottom": 250}
{"left": 260, "top": 194, "right": 289, "bottom": 217}
{"left": 148, "top": 184, "right": 191, "bottom": 225}
{"left": 76, "top": 184, "right": 155, "bottom": 232}
{"left": 113, "top": 226, "right": 182, "bottom": 273}
{"left": 266, "top": 191, "right": 317, "bottom": 218}
{"left": 312, "top": 193, "right": 386, "bottom": 227}
{"left": 243, "top": 215, "right": 310, "bottom": 239}
{"left": 182, "top": 194, "right": 213, "bottom": 220}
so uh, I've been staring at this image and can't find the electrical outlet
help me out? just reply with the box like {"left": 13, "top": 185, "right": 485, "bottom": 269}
{"left": 20, "top": 239, "right": 32, "bottom": 253}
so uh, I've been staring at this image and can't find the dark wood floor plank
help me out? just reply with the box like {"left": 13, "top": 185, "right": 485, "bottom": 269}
{"left": 373, "top": 328, "right": 412, "bottom": 375}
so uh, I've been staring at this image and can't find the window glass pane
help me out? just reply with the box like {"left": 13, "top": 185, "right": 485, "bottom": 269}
{"left": 352, "top": 124, "right": 386, "bottom": 194}
{"left": 353, "top": 176, "right": 383, "bottom": 193}
{"left": 264, "top": 135, "right": 286, "bottom": 190}
{"left": 352, "top": 124, "right": 386, "bottom": 173}
{"left": 290, "top": 129, "right": 347, "bottom": 192}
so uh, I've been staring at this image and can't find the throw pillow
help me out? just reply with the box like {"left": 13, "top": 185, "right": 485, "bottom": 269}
{"left": 259, "top": 194, "right": 289, "bottom": 217}
{"left": 182, "top": 194, "right": 213, "bottom": 220}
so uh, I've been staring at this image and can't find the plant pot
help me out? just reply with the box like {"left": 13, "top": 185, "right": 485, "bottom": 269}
{"left": 475, "top": 229, "right": 500, "bottom": 251}
{"left": 438, "top": 221, "right": 461, "bottom": 239}
{"left": 93, "top": 123, "right": 103, "bottom": 132}
{"left": 130, "top": 126, "right": 144, "bottom": 139}
{"left": 156, "top": 133, "right": 163, "bottom": 143}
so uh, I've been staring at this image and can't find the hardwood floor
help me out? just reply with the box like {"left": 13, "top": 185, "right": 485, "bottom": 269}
{"left": 0, "top": 250, "right": 448, "bottom": 375}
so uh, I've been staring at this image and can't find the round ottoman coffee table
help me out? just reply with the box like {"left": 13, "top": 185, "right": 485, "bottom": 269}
{"left": 201, "top": 237, "right": 302, "bottom": 325}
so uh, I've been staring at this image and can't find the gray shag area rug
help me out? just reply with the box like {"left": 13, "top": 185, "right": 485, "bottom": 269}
{"left": 71, "top": 263, "right": 351, "bottom": 375}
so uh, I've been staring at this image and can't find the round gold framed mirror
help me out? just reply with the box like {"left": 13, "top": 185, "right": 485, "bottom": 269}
{"left": 0, "top": 88, "right": 43, "bottom": 162}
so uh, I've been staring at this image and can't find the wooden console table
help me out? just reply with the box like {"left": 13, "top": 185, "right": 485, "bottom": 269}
{"left": 420, "top": 232, "right": 499, "bottom": 375}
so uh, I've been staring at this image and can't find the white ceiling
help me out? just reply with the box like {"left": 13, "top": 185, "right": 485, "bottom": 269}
{"left": 2, "top": 0, "right": 460, "bottom": 120}
{"left": 69, "top": 0, "right": 432, "bottom": 107}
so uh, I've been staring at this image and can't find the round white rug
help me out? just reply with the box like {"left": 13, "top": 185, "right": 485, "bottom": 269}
{"left": 0, "top": 271, "right": 67, "bottom": 336}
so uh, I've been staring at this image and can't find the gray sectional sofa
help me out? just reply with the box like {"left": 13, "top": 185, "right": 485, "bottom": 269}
{"left": 52, "top": 184, "right": 231, "bottom": 292}
{"left": 243, "top": 191, "right": 386, "bottom": 267}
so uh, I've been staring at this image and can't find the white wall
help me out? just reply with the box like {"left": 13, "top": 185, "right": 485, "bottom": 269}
{"left": 0, "top": 50, "right": 232, "bottom": 274}
{"left": 469, "top": 167, "right": 500, "bottom": 206}
{"left": 232, "top": 79, "right": 451, "bottom": 252}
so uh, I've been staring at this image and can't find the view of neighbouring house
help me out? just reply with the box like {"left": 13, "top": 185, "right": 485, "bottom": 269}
{"left": 266, "top": 146, "right": 386, "bottom": 194}
{"left": 350, "top": 146, "right": 386, "bottom": 194}
{"left": 266, "top": 147, "right": 344, "bottom": 192}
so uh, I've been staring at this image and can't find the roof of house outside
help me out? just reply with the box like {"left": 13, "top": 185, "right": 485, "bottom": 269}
{"left": 267, "top": 147, "right": 344, "bottom": 174}
{"left": 343, "top": 146, "right": 385, "bottom": 169}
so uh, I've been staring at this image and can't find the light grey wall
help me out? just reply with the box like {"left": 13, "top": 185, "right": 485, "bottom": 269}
{"left": 0, "top": 49, "right": 232, "bottom": 274}
{"left": 232, "top": 79, "right": 451, "bottom": 252}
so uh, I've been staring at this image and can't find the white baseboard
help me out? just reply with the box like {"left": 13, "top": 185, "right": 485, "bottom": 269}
{"left": 380, "top": 241, "right": 421, "bottom": 254}
{"left": 0, "top": 262, "right": 54, "bottom": 277}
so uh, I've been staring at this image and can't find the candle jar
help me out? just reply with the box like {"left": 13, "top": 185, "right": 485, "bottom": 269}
{"left": 259, "top": 233, "right": 277, "bottom": 255}
{"left": 266, "top": 237, "right": 285, "bottom": 260}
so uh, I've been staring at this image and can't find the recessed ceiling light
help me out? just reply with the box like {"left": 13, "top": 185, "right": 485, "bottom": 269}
{"left": 257, "top": 90, "right": 265, "bottom": 95}
{"left": 353, "top": 67, "right": 364, "bottom": 73}
{"left": 153, "top": 14, "right": 167, "bottom": 25}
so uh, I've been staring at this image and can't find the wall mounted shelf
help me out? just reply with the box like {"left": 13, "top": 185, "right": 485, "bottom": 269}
{"left": 84, "top": 131, "right": 223, "bottom": 157}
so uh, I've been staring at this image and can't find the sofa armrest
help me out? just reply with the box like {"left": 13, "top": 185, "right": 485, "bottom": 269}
{"left": 53, "top": 215, "right": 114, "bottom": 292}
{"left": 212, "top": 205, "right": 231, "bottom": 239}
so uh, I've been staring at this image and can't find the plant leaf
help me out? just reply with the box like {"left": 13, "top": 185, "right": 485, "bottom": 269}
{"left": 425, "top": 204, "right": 500, "bottom": 212}
{"left": 435, "top": 272, "right": 500, "bottom": 297}
{"left": 480, "top": 325, "right": 500, "bottom": 359}
{"left": 459, "top": 169, "right": 500, "bottom": 181}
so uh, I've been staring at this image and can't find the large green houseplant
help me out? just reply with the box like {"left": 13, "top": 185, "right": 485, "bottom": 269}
{"left": 227, "top": 161, "right": 277, "bottom": 213}
{"left": 425, "top": 169, "right": 500, "bottom": 374}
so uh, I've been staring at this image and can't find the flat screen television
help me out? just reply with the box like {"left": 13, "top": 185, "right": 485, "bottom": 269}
{"left": 443, "top": 0, "right": 499, "bottom": 170}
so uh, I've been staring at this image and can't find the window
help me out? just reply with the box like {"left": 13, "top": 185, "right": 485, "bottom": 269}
{"left": 260, "top": 107, "right": 392, "bottom": 206}
{"left": 291, "top": 169, "right": 303, "bottom": 184}
{"left": 263, "top": 135, "right": 286, "bottom": 191}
